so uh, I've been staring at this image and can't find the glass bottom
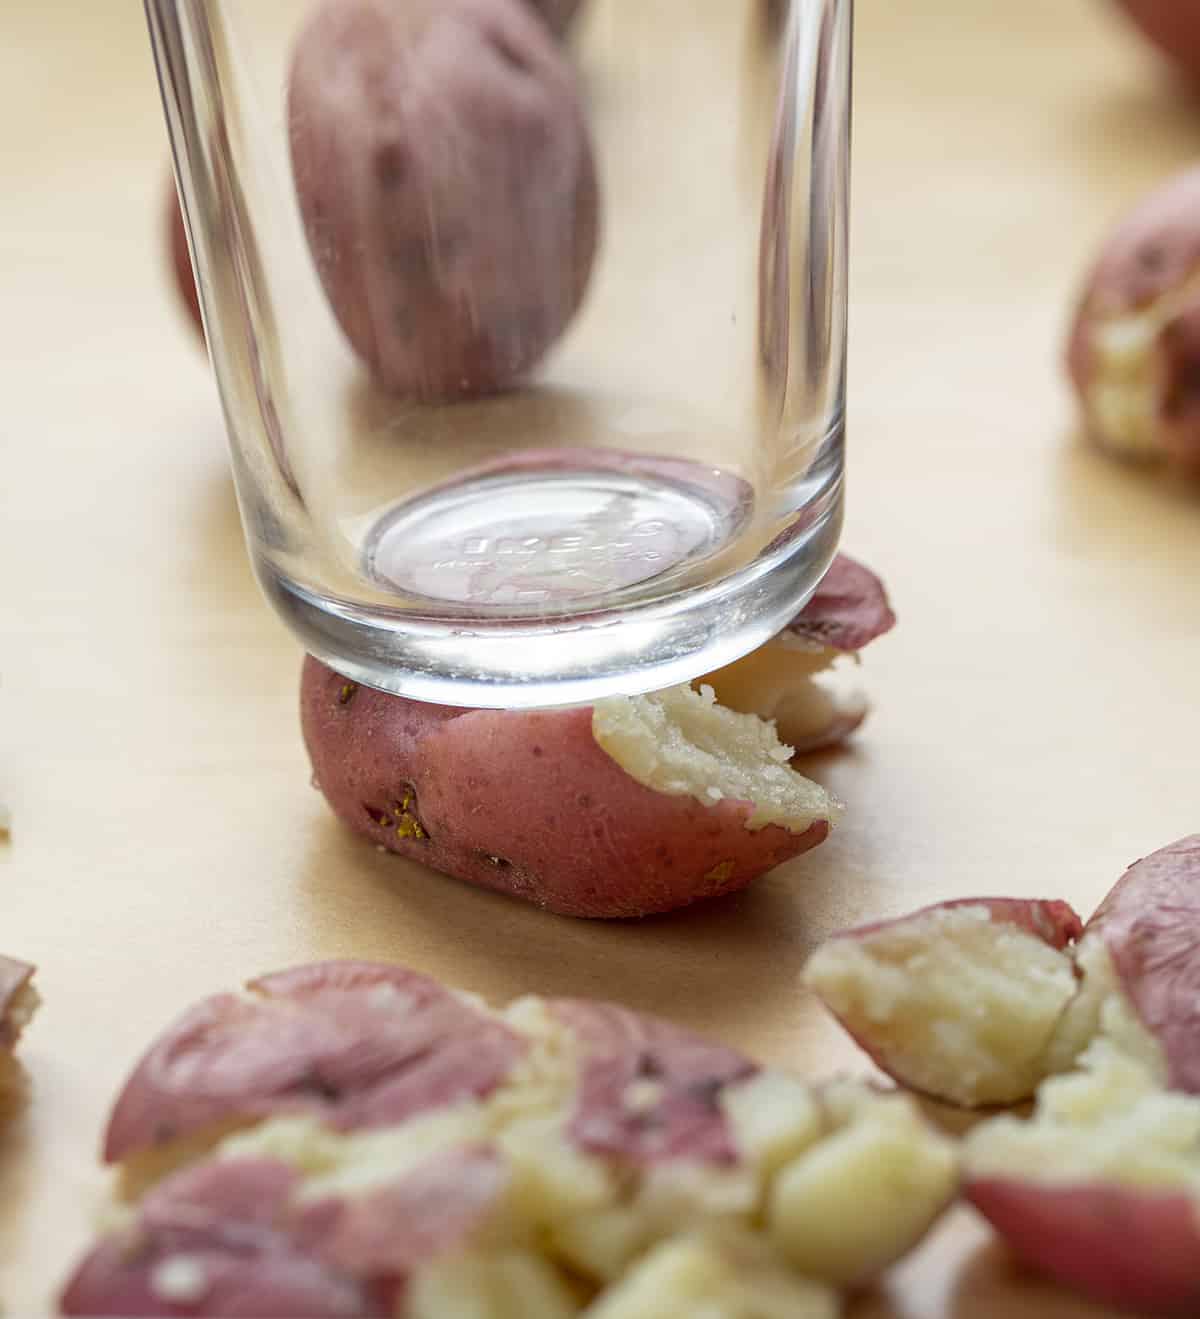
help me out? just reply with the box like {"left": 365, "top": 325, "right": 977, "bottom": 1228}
{"left": 254, "top": 449, "right": 842, "bottom": 708}
{"left": 364, "top": 452, "right": 750, "bottom": 608}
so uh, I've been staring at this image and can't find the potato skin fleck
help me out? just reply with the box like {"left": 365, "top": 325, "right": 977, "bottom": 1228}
{"left": 287, "top": 0, "right": 599, "bottom": 400}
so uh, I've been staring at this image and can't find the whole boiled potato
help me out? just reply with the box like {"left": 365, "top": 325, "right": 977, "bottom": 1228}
{"left": 1067, "top": 166, "right": 1200, "bottom": 468}
{"left": 1113, "top": 0, "right": 1200, "bottom": 80}
{"left": 288, "top": 0, "right": 599, "bottom": 400}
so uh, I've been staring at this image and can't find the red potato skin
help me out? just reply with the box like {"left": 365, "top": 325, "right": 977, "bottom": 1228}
{"left": 167, "top": 180, "right": 203, "bottom": 338}
{"left": 104, "top": 961, "right": 525, "bottom": 1163}
{"left": 63, "top": 965, "right": 786, "bottom": 1316}
{"left": 61, "top": 1148, "right": 504, "bottom": 1317}
{"left": 830, "top": 897, "right": 1084, "bottom": 952}
{"left": 529, "top": 0, "right": 585, "bottom": 36}
{"left": 61, "top": 1158, "right": 381, "bottom": 1318}
{"left": 1083, "top": 835, "right": 1200, "bottom": 1094}
{"left": 0, "top": 955, "right": 35, "bottom": 1051}
{"left": 301, "top": 657, "right": 831, "bottom": 919}
{"left": 291, "top": 1145, "right": 506, "bottom": 1282}
{"left": 288, "top": 0, "right": 598, "bottom": 400}
{"left": 1066, "top": 167, "right": 1200, "bottom": 467}
{"left": 968, "top": 1177, "right": 1200, "bottom": 1317}
{"left": 783, "top": 553, "right": 896, "bottom": 654}
{"left": 1113, "top": 0, "right": 1200, "bottom": 81}
{"left": 552, "top": 1000, "right": 757, "bottom": 1164}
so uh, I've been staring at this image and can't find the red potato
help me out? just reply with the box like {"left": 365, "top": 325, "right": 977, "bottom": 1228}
{"left": 1041, "top": 835, "right": 1200, "bottom": 1086}
{"left": 1066, "top": 165, "right": 1200, "bottom": 467}
{"left": 1112, "top": 0, "right": 1200, "bottom": 81}
{"left": 965, "top": 1042, "right": 1200, "bottom": 1317}
{"left": 166, "top": 179, "right": 203, "bottom": 338}
{"left": 62, "top": 959, "right": 959, "bottom": 1316}
{"left": 302, "top": 661, "right": 841, "bottom": 919}
{"left": 803, "top": 899, "right": 1084, "bottom": 1107}
{"left": 805, "top": 837, "right": 1200, "bottom": 1108}
{"left": 0, "top": 955, "right": 38, "bottom": 1086}
{"left": 104, "top": 961, "right": 526, "bottom": 1164}
{"left": 700, "top": 553, "right": 896, "bottom": 753}
{"left": 288, "top": 0, "right": 598, "bottom": 400}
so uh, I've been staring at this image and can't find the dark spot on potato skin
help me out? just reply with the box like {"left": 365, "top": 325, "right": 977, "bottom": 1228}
{"left": 635, "top": 1052, "right": 664, "bottom": 1081}
{"left": 374, "top": 141, "right": 408, "bottom": 189}
{"left": 1138, "top": 243, "right": 1165, "bottom": 271}
{"left": 688, "top": 1077, "right": 726, "bottom": 1111}
{"left": 337, "top": 682, "right": 358, "bottom": 706}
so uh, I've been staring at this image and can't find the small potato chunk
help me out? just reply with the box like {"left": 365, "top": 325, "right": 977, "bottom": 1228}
{"left": 408, "top": 1249, "right": 580, "bottom": 1319}
{"left": 766, "top": 1083, "right": 958, "bottom": 1287}
{"left": 0, "top": 955, "right": 38, "bottom": 1055}
{"left": 804, "top": 899, "right": 1083, "bottom": 1107}
{"left": 583, "top": 1232, "right": 838, "bottom": 1319}
{"left": 1, "top": 955, "right": 39, "bottom": 1093}
{"left": 288, "top": 0, "right": 598, "bottom": 399}
{"left": 700, "top": 553, "right": 896, "bottom": 754}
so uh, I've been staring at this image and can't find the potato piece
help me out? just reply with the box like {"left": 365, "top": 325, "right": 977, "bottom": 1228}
{"left": 65, "top": 961, "right": 956, "bottom": 1315}
{"left": 0, "top": 955, "right": 38, "bottom": 1056}
{"left": 1112, "top": 0, "right": 1200, "bottom": 81}
{"left": 583, "top": 1232, "right": 839, "bottom": 1319}
{"left": 1, "top": 954, "right": 39, "bottom": 1094}
{"left": 301, "top": 658, "right": 840, "bottom": 918}
{"left": 803, "top": 899, "right": 1084, "bottom": 1106}
{"left": 409, "top": 1249, "right": 581, "bottom": 1319}
{"left": 1044, "top": 835, "right": 1200, "bottom": 1090}
{"left": 1066, "top": 165, "right": 1200, "bottom": 466}
{"left": 766, "top": 1082, "right": 958, "bottom": 1287}
{"left": 288, "top": 0, "right": 598, "bottom": 399}
{"left": 700, "top": 554, "right": 896, "bottom": 753}
{"left": 966, "top": 1042, "right": 1200, "bottom": 1317}
{"left": 104, "top": 961, "right": 526, "bottom": 1164}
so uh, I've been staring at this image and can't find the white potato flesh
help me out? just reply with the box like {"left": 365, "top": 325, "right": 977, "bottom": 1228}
{"left": 804, "top": 904, "right": 1079, "bottom": 1106}
{"left": 582, "top": 1233, "right": 839, "bottom": 1319}
{"left": 767, "top": 1083, "right": 958, "bottom": 1286}
{"left": 1040, "top": 935, "right": 1167, "bottom": 1083}
{"left": 407, "top": 1249, "right": 581, "bottom": 1319}
{"left": 592, "top": 684, "right": 841, "bottom": 832}
{"left": 967, "top": 1043, "right": 1200, "bottom": 1189}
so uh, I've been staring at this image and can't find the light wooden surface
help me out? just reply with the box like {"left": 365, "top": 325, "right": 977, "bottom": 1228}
{"left": 3, "top": 1, "right": 1200, "bottom": 1315}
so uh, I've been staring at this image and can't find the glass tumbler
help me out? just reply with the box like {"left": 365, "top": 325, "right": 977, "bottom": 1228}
{"left": 146, "top": 0, "right": 851, "bottom": 707}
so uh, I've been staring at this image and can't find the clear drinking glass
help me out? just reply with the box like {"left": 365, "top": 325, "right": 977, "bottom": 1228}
{"left": 146, "top": 0, "right": 851, "bottom": 707}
